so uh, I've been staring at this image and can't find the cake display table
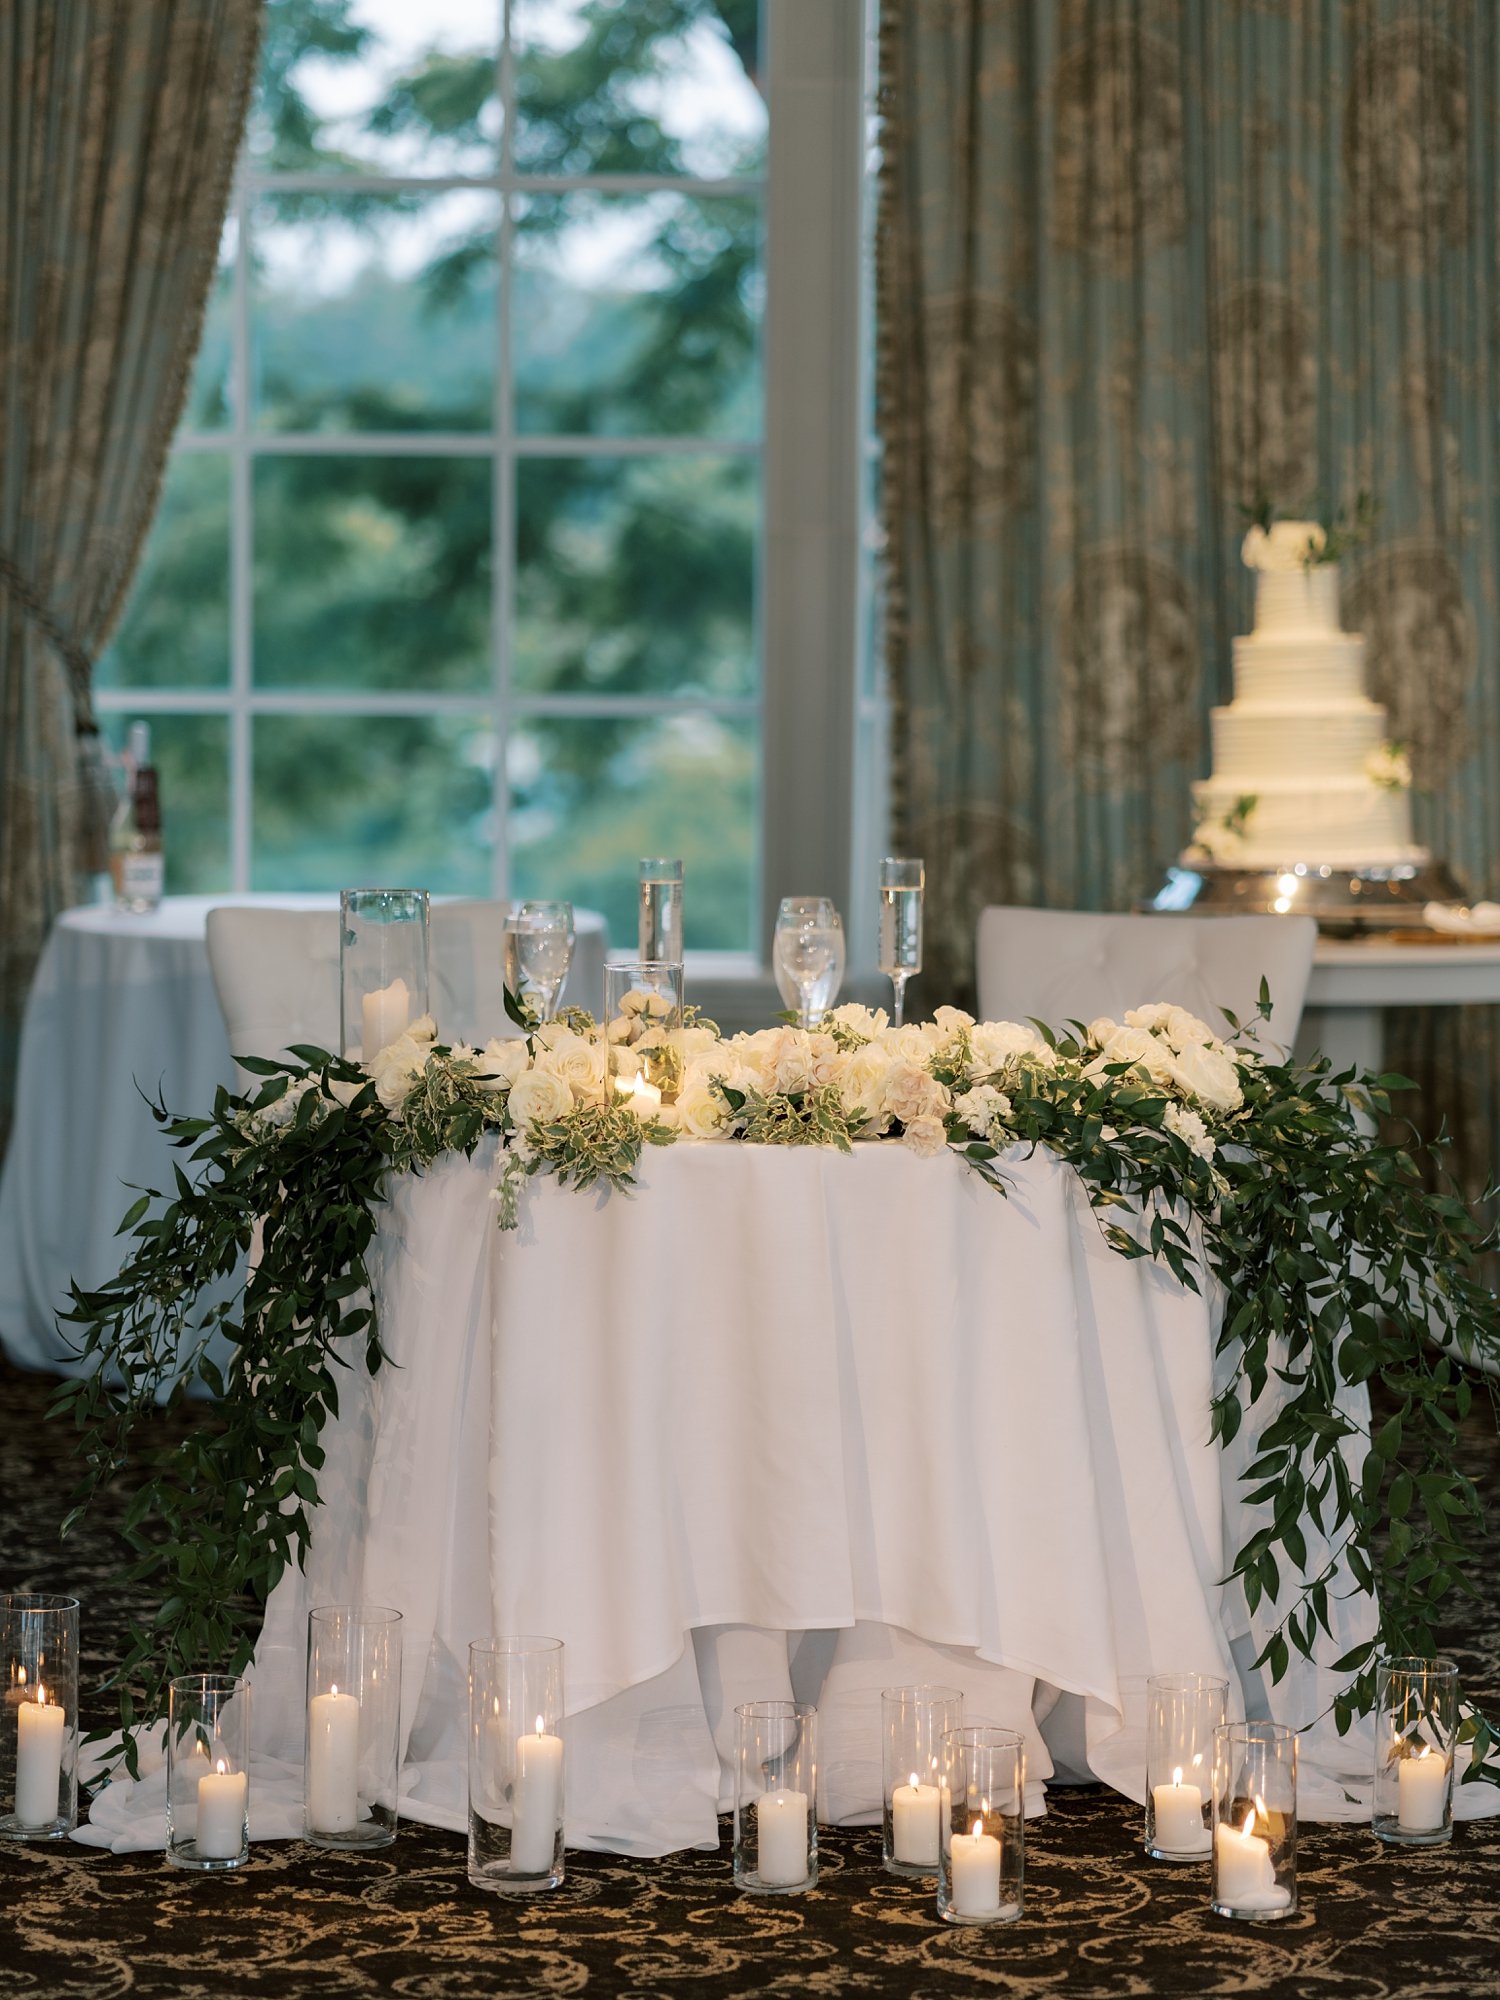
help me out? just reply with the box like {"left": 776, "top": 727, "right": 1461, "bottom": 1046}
{"left": 1298, "top": 937, "right": 1500, "bottom": 1074}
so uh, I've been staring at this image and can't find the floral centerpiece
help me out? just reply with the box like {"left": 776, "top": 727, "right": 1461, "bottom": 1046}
{"left": 52, "top": 987, "right": 1500, "bottom": 1785}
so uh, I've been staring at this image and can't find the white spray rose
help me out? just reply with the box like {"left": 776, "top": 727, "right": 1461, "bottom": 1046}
{"left": 1163, "top": 1101, "right": 1216, "bottom": 1161}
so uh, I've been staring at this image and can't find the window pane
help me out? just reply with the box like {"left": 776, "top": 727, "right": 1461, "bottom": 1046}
{"left": 252, "top": 191, "right": 498, "bottom": 433}
{"left": 514, "top": 193, "right": 760, "bottom": 438}
{"left": 514, "top": 455, "right": 756, "bottom": 697}
{"left": 254, "top": 456, "right": 491, "bottom": 690}
{"left": 99, "top": 455, "right": 231, "bottom": 690}
{"left": 251, "top": 0, "right": 499, "bottom": 176}
{"left": 253, "top": 714, "right": 494, "bottom": 891}
{"left": 102, "top": 713, "right": 230, "bottom": 894}
{"left": 509, "top": 712, "right": 755, "bottom": 950}
{"left": 185, "top": 220, "right": 237, "bottom": 431}
{"left": 512, "top": 0, "right": 764, "bottom": 177}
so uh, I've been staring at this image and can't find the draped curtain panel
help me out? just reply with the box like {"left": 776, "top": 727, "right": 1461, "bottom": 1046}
{"left": 0, "top": 0, "right": 261, "bottom": 1153}
{"left": 878, "top": 0, "right": 1500, "bottom": 1176}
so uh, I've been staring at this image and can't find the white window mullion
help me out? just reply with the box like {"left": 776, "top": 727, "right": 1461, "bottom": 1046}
{"left": 230, "top": 175, "right": 253, "bottom": 893}
{"left": 494, "top": 0, "right": 518, "bottom": 904}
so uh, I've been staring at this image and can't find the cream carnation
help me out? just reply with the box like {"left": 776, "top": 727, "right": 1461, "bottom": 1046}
{"left": 953, "top": 1083, "right": 1013, "bottom": 1139}
{"left": 1164, "top": 1101, "right": 1216, "bottom": 1161}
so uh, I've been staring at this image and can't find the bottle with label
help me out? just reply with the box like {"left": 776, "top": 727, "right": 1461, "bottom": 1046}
{"left": 109, "top": 721, "right": 165, "bottom": 914}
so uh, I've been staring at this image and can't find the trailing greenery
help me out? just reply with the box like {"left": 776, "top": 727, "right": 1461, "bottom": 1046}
{"left": 50, "top": 993, "right": 1500, "bottom": 1787}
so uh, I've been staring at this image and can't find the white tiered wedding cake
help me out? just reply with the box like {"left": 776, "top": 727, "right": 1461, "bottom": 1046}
{"left": 1186, "top": 522, "right": 1424, "bottom": 871}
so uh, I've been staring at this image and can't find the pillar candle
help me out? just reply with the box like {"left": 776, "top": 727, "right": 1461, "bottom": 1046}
{"left": 15, "top": 1685, "right": 66, "bottom": 1828}
{"left": 892, "top": 1772, "right": 941, "bottom": 1866}
{"left": 754, "top": 1788, "right": 809, "bottom": 1887}
{"left": 196, "top": 1759, "right": 248, "bottom": 1860}
{"left": 1151, "top": 1767, "right": 1210, "bottom": 1853}
{"left": 307, "top": 1684, "right": 361, "bottom": 1833}
{"left": 361, "top": 978, "right": 410, "bottom": 1059}
{"left": 1397, "top": 1746, "right": 1448, "bottom": 1832}
{"left": 510, "top": 1717, "right": 563, "bottom": 1873}
{"left": 949, "top": 1817, "right": 1002, "bottom": 1917}
{"left": 1214, "top": 1808, "right": 1291, "bottom": 1911}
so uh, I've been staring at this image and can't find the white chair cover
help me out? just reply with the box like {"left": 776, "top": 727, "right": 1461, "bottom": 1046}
{"left": 974, "top": 906, "right": 1317, "bottom": 1053}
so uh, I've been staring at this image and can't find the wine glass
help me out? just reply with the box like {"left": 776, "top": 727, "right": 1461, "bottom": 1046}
{"left": 503, "top": 901, "right": 575, "bottom": 1022}
{"left": 878, "top": 858, "right": 924, "bottom": 1028}
{"left": 772, "top": 905, "right": 844, "bottom": 1021}
{"left": 773, "top": 897, "right": 842, "bottom": 1030}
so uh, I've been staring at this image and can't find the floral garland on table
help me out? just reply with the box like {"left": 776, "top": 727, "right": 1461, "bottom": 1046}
{"left": 52, "top": 989, "right": 1500, "bottom": 1785}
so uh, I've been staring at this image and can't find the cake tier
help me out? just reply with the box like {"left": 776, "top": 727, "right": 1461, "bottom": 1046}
{"left": 1188, "top": 775, "right": 1421, "bottom": 870}
{"left": 1209, "top": 701, "right": 1385, "bottom": 782}
{"left": 1252, "top": 564, "right": 1342, "bottom": 637}
{"left": 1231, "top": 632, "right": 1366, "bottom": 706}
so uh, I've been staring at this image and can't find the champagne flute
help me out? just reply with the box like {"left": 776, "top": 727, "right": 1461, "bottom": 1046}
{"left": 503, "top": 901, "right": 575, "bottom": 1022}
{"left": 773, "top": 897, "right": 842, "bottom": 1031}
{"left": 878, "top": 858, "right": 924, "bottom": 1028}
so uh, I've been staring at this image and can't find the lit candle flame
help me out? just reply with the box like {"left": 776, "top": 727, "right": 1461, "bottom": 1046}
{"left": 1417, "top": 1744, "right": 1432, "bottom": 1761}
{"left": 970, "top": 1818, "right": 983, "bottom": 1840}
{"left": 331, "top": 1684, "right": 339, "bottom": 1698}
{"left": 216, "top": 1758, "right": 228, "bottom": 1777}
{"left": 36, "top": 1682, "right": 48, "bottom": 1708}
{"left": 16, "top": 1667, "right": 26, "bottom": 1690}
{"left": 1238, "top": 1805, "right": 1257, "bottom": 1841}
{"left": 1172, "top": 1766, "right": 1184, "bottom": 1788}
{"left": 535, "top": 1715, "right": 545, "bottom": 1738}
{"left": 909, "top": 1771, "right": 919, "bottom": 1791}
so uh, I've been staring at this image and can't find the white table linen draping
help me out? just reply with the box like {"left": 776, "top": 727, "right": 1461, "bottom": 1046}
{"left": 79, "top": 1135, "right": 1480, "bottom": 1857}
{"left": 0, "top": 897, "right": 607, "bottom": 1375}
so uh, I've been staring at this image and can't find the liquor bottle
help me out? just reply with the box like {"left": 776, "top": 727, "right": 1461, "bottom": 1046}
{"left": 109, "top": 722, "right": 165, "bottom": 914}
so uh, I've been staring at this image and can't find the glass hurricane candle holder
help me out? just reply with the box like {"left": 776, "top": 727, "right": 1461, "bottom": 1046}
{"left": 305, "top": 1605, "right": 403, "bottom": 1849}
{"left": 938, "top": 1726, "right": 1025, "bottom": 1925}
{"left": 1211, "top": 1722, "right": 1297, "bottom": 1920}
{"left": 605, "top": 961, "right": 685, "bottom": 1107}
{"left": 734, "top": 1701, "right": 817, "bottom": 1894}
{"left": 638, "top": 858, "right": 684, "bottom": 963}
{"left": 1372, "top": 1655, "right": 1458, "bottom": 1847}
{"left": 166, "top": 1673, "right": 250, "bottom": 1870}
{"left": 1145, "top": 1672, "right": 1227, "bottom": 1860}
{"left": 340, "top": 889, "right": 430, "bottom": 1059}
{"left": 881, "top": 1683, "right": 963, "bottom": 1876}
{"left": 468, "top": 1637, "right": 566, "bottom": 1895}
{"left": 1, "top": 1594, "right": 79, "bottom": 1840}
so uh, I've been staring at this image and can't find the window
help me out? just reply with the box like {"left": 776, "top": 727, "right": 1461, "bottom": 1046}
{"left": 98, "top": 0, "right": 871, "bottom": 992}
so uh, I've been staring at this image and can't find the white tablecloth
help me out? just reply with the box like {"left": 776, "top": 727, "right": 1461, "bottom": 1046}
{"left": 84, "top": 1137, "right": 1454, "bottom": 1855}
{"left": 0, "top": 897, "right": 607, "bottom": 1375}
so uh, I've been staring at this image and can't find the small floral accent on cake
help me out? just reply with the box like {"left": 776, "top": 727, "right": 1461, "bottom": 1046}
{"left": 1365, "top": 742, "right": 1413, "bottom": 792}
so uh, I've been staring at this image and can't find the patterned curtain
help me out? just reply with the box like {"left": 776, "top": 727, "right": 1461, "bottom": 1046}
{"left": 0, "top": 1, "right": 262, "bottom": 1153}
{"left": 878, "top": 0, "right": 1500, "bottom": 1175}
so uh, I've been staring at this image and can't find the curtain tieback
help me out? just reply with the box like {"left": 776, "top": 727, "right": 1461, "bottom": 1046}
{"left": 0, "top": 543, "right": 96, "bottom": 732}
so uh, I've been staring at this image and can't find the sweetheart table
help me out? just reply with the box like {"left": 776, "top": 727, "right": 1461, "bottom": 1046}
{"left": 84, "top": 1133, "right": 1396, "bottom": 1860}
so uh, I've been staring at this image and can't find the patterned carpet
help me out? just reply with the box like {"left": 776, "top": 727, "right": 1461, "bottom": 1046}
{"left": 3, "top": 1355, "right": 1499, "bottom": 2000}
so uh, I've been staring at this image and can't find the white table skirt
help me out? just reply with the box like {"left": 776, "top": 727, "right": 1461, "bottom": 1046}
{"left": 84, "top": 1138, "right": 1436, "bottom": 1856}
{"left": 0, "top": 897, "right": 606, "bottom": 1375}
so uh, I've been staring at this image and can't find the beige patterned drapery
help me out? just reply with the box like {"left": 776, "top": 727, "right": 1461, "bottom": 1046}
{"left": 877, "top": 0, "right": 1500, "bottom": 1179}
{"left": 0, "top": 1, "right": 262, "bottom": 1154}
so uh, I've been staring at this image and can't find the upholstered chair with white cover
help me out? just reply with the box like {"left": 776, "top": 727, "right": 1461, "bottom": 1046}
{"left": 974, "top": 906, "right": 1318, "bottom": 1055}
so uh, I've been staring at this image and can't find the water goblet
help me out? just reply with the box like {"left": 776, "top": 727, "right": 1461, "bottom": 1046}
{"left": 878, "top": 858, "right": 924, "bottom": 1029}
{"left": 503, "top": 902, "right": 575, "bottom": 1022}
{"left": 772, "top": 905, "right": 844, "bottom": 1022}
{"left": 773, "top": 898, "right": 842, "bottom": 1030}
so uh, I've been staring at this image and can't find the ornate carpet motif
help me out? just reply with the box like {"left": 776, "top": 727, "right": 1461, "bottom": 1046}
{"left": 2, "top": 1357, "right": 1497, "bottom": 1999}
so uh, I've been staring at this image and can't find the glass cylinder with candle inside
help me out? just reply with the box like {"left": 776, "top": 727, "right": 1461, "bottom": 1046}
{"left": 339, "top": 889, "right": 430, "bottom": 1060}
{"left": 468, "top": 1637, "right": 565, "bottom": 1894}
{"left": 1211, "top": 1721, "right": 1297, "bottom": 1920}
{"left": 1, "top": 1594, "right": 79, "bottom": 1841}
{"left": 881, "top": 1684, "right": 963, "bottom": 1876}
{"left": 1372, "top": 1655, "right": 1458, "bottom": 1847}
{"left": 305, "top": 1605, "right": 402, "bottom": 1849}
{"left": 937, "top": 1726, "right": 1024, "bottom": 1925}
{"left": 1144, "top": 1672, "right": 1227, "bottom": 1860}
{"left": 166, "top": 1673, "right": 250, "bottom": 1870}
{"left": 604, "top": 961, "right": 685, "bottom": 1107}
{"left": 734, "top": 1700, "right": 817, "bottom": 1894}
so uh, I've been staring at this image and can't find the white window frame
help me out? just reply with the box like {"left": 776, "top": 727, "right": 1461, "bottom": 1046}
{"left": 95, "top": 0, "right": 871, "bottom": 1028}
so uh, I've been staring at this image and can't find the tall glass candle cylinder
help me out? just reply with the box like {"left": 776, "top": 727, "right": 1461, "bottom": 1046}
{"left": 1144, "top": 1672, "right": 1227, "bottom": 1860}
{"left": 166, "top": 1673, "right": 250, "bottom": 1870}
{"left": 881, "top": 1683, "right": 963, "bottom": 1876}
{"left": 305, "top": 1605, "right": 403, "bottom": 1849}
{"left": 1372, "top": 1655, "right": 1458, "bottom": 1847}
{"left": 638, "top": 858, "right": 684, "bottom": 963}
{"left": 340, "top": 889, "right": 430, "bottom": 1059}
{"left": 938, "top": 1726, "right": 1024, "bottom": 1925}
{"left": 734, "top": 1701, "right": 817, "bottom": 1894}
{"left": 1211, "top": 1722, "right": 1297, "bottom": 1920}
{"left": 1, "top": 1594, "right": 78, "bottom": 1840}
{"left": 468, "top": 1637, "right": 566, "bottom": 1894}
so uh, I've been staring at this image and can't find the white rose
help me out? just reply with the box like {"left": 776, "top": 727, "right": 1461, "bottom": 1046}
{"left": 902, "top": 1113, "right": 949, "bottom": 1158}
{"left": 668, "top": 1076, "right": 730, "bottom": 1139}
{"left": 326, "top": 1075, "right": 364, "bottom": 1109}
{"left": 474, "top": 1038, "right": 530, "bottom": 1092}
{"left": 932, "top": 1005, "right": 975, "bottom": 1035}
{"left": 882, "top": 1062, "right": 950, "bottom": 1128}
{"left": 367, "top": 1033, "right": 430, "bottom": 1112}
{"left": 1090, "top": 1023, "right": 1177, "bottom": 1087}
{"left": 971, "top": 1021, "right": 1053, "bottom": 1072}
{"left": 506, "top": 1066, "right": 574, "bottom": 1130}
{"left": 408, "top": 1014, "right": 437, "bottom": 1044}
{"left": 1167, "top": 1040, "right": 1243, "bottom": 1113}
{"left": 834, "top": 1045, "right": 892, "bottom": 1127}
{"left": 826, "top": 1002, "right": 889, "bottom": 1042}
{"left": 1164, "top": 1100, "right": 1216, "bottom": 1161}
{"left": 533, "top": 1028, "right": 604, "bottom": 1098}
{"left": 1125, "top": 1003, "right": 1218, "bottom": 1050}
{"left": 676, "top": 1025, "right": 722, "bottom": 1059}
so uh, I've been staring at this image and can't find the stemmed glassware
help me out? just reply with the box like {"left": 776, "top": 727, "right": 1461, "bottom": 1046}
{"left": 878, "top": 858, "right": 924, "bottom": 1029}
{"left": 503, "top": 902, "right": 575, "bottom": 1023}
{"left": 773, "top": 898, "right": 843, "bottom": 1030}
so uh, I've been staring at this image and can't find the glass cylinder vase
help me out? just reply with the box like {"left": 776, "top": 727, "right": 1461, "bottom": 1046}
{"left": 937, "top": 1726, "right": 1024, "bottom": 1925}
{"left": 1144, "top": 1672, "right": 1227, "bottom": 1860}
{"left": 733, "top": 1700, "right": 817, "bottom": 1893}
{"left": 1372, "top": 1655, "right": 1458, "bottom": 1847}
{"left": 1211, "top": 1721, "right": 1297, "bottom": 1920}
{"left": 305, "top": 1605, "right": 403, "bottom": 1849}
{"left": 638, "top": 858, "right": 684, "bottom": 963}
{"left": 881, "top": 1683, "right": 963, "bottom": 1875}
{"left": 340, "top": 888, "right": 430, "bottom": 1059}
{"left": 605, "top": 961, "right": 685, "bottom": 1107}
{"left": 468, "top": 1637, "right": 566, "bottom": 1894}
{"left": 166, "top": 1673, "right": 250, "bottom": 1870}
{"left": 1, "top": 1594, "right": 79, "bottom": 1840}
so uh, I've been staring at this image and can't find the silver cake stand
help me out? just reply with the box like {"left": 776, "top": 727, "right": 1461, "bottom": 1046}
{"left": 1149, "top": 858, "right": 1468, "bottom": 937}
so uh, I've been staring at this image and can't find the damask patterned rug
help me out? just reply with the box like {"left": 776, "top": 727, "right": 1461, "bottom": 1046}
{"left": 2, "top": 1356, "right": 1498, "bottom": 2000}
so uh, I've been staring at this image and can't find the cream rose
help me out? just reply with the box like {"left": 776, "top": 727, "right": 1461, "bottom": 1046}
{"left": 474, "top": 1037, "right": 530, "bottom": 1092}
{"left": 1167, "top": 1040, "right": 1242, "bottom": 1113}
{"left": 533, "top": 1028, "right": 604, "bottom": 1097}
{"left": 506, "top": 1066, "right": 574, "bottom": 1130}
{"left": 902, "top": 1113, "right": 949, "bottom": 1157}
{"left": 367, "top": 1033, "right": 430, "bottom": 1113}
